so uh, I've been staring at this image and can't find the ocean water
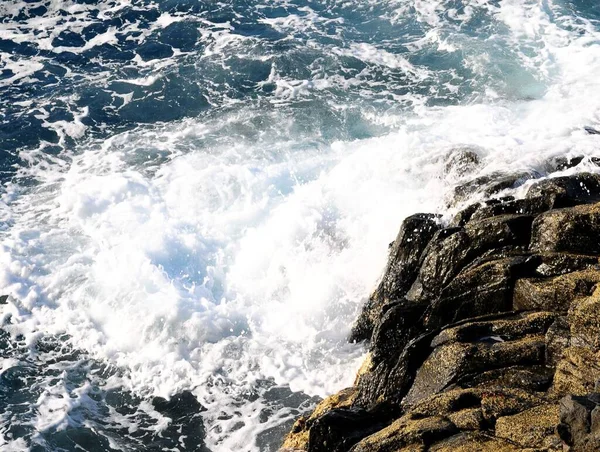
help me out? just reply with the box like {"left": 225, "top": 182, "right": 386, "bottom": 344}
{"left": 1, "top": 0, "right": 600, "bottom": 450}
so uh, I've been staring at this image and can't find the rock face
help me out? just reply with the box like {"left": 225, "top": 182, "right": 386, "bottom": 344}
{"left": 282, "top": 170, "right": 600, "bottom": 451}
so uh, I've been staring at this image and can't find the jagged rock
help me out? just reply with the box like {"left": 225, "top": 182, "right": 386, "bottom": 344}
{"left": 557, "top": 394, "right": 600, "bottom": 451}
{"left": 403, "top": 335, "right": 546, "bottom": 406}
{"left": 569, "top": 285, "right": 600, "bottom": 350}
{"left": 403, "top": 313, "right": 553, "bottom": 406}
{"left": 452, "top": 171, "right": 538, "bottom": 205}
{"left": 283, "top": 169, "right": 600, "bottom": 452}
{"left": 545, "top": 155, "right": 586, "bottom": 172}
{"left": 531, "top": 202, "right": 600, "bottom": 254}
{"left": 351, "top": 214, "right": 440, "bottom": 343}
{"left": 354, "top": 331, "right": 437, "bottom": 410}
{"left": 282, "top": 388, "right": 357, "bottom": 451}
{"left": 526, "top": 173, "right": 600, "bottom": 209}
{"left": 529, "top": 253, "right": 600, "bottom": 277}
{"left": 428, "top": 432, "right": 531, "bottom": 451}
{"left": 495, "top": 404, "right": 561, "bottom": 449}
{"left": 408, "top": 214, "right": 533, "bottom": 304}
{"left": 545, "top": 316, "right": 570, "bottom": 366}
{"left": 349, "top": 414, "right": 458, "bottom": 452}
{"left": 552, "top": 347, "right": 600, "bottom": 396}
{"left": 423, "top": 257, "right": 530, "bottom": 329}
{"left": 443, "top": 147, "right": 481, "bottom": 179}
{"left": 307, "top": 407, "right": 390, "bottom": 452}
{"left": 151, "top": 391, "right": 209, "bottom": 452}
{"left": 513, "top": 269, "right": 600, "bottom": 312}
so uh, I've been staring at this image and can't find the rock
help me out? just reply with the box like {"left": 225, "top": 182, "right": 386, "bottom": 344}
{"left": 408, "top": 214, "right": 534, "bottom": 305}
{"left": 151, "top": 391, "right": 209, "bottom": 452}
{"left": 443, "top": 147, "right": 481, "bottom": 179}
{"left": 585, "top": 126, "right": 600, "bottom": 135}
{"left": 285, "top": 168, "right": 600, "bottom": 452}
{"left": 403, "top": 334, "right": 546, "bottom": 406}
{"left": 545, "top": 316, "right": 570, "bottom": 366}
{"left": 545, "top": 155, "right": 585, "bottom": 172}
{"left": 307, "top": 407, "right": 389, "bottom": 452}
{"left": 424, "top": 257, "right": 528, "bottom": 329}
{"left": 526, "top": 173, "right": 600, "bottom": 209}
{"left": 349, "top": 414, "right": 458, "bottom": 452}
{"left": 369, "top": 301, "right": 428, "bottom": 364}
{"left": 452, "top": 171, "right": 538, "bottom": 205}
{"left": 552, "top": 347, "right": 600, "bottom": 396}
{"left": 282, "top": 388, "right": 356, "bottom": 451}
{"left": 428, "top": 432, "right": 530, "bottom": 451}
{"left": 557, "top": 394, "right": 600, "bottom": 451}
{"left": 513, "top": 269, "right": 600, "bottom": 312}
{"left": 569, "top": 285, "right": 600, "bottom": 350}
{"left": 350, "top": 214, "right": 440, "bottom": 343}
{"left": 529, "top": 253, "right": 600, "bottom": 277}
{"left": 495, "top": 404, "right": 560, "bottom": 449}
{"left": 530, "top": 202, "right": 600, "bottom": 254}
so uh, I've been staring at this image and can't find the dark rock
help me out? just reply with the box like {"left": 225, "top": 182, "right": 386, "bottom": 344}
{"left": 424, "top": 257, "right": 529, "bottom": 329}
{"left": 452, "top": 171, "right": 538, "bottom": 205}
{"left": 585, "top": 126, "right": 600, "bottom": 135}
{"left": 530, "top": 202, "right": 600, "bottom": 254}
{"left": 557, "top": 394, "right": 600, "bottom": 451}
{"left": 151, "top": 391, "right": 209, "bottom": 452}
{"left": 443, "top": 147, "right": 481, "bottom": 179}
{"left": 513, "top": 269, "right": 600, "bottom": 312}
{"left": 526, "top": 172, "right": 600, "bottom": 208}
{"left": 349, "top": 413, "right": 458, "bottom": 452}
{"left": 351, "top": 214, "right": 440, "bottom": 343}
{"left": 408, "top": 214, "right": 534, "bottom": 305}
{"left": 369, "top": 301, "right": 428, "bottom": 365}
{"left": 545, "top": 316, "right": 570, "bottom": 366}
{"left": 403, "top": 334, "right": 546, "bottom": 406}
{"left": 307, "top": 408, "right": 389, "bottom": 452}
{"left": 545, "top": 155, "right": 585, "bottom": 172}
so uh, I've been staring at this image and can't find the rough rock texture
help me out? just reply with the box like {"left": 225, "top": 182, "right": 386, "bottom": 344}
{"left": 282, "top": 170, "right": 600, "bottom": 451}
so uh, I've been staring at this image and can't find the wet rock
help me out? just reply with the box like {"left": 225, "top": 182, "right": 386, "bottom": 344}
{"left": 526, "top": 173, "right": 600, "bottom": 209}
{"left": 452, "top": 171, "right": 538, "bottom": 205}
{"left": 584, "top": 126, "right": 600, "bottom": 135}
{"left": 513, "top": 269, "right": 600, "bottom": 312}
{"left": 282, "top": 388, "right": 356, "bottom": 451}
{"left": 531, "top": 202, "right": 600, "bottom": 254}
{"left": 557, "top": 394, "right": 600, "bottom": 451}
{"left": 351, "top": 214, "right": 440, "bottom": 343}
{"left": 349, "top": 414, "right": 458, "bottom": 452}
{"left": 307, "top": 407, "right": 390, "bottom": 452}
{"left": 424, "top": 257, "right": 529, "bottom": 329}
{"left": 408, "top": 214, "right": 534, "bottom": 305}
{"left": 545, "top": 155, "right": 585, "bottom": 172}
{"left": 443, "top": 147, "right": 481, "bottom": 179}
{"left": 151, "top": 391, "right": 209, "bottom": 452}
{"left": 495, "top": 404, "right": 560, "bottom": 449}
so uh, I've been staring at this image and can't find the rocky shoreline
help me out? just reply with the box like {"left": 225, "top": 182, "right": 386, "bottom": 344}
{"left": 281, "top": 154, "right": 600, "bottom": 451}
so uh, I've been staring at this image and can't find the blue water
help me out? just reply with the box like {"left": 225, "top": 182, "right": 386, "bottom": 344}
{"left": 2, "top": 0, "right": 600, "bottom": 451}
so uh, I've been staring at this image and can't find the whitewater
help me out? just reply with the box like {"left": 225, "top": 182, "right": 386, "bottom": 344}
{"left": 1, "top": 0, "right": 600, "bottom": 450}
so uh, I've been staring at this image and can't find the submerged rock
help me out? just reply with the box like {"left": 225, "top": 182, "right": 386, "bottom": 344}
{"left": 282, "top": 168, "right": 600, "bottom": 452}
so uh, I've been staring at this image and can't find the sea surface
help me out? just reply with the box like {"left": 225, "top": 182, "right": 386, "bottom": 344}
{"left": 1, "top": 0, "right": 600, "bottom": 451}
